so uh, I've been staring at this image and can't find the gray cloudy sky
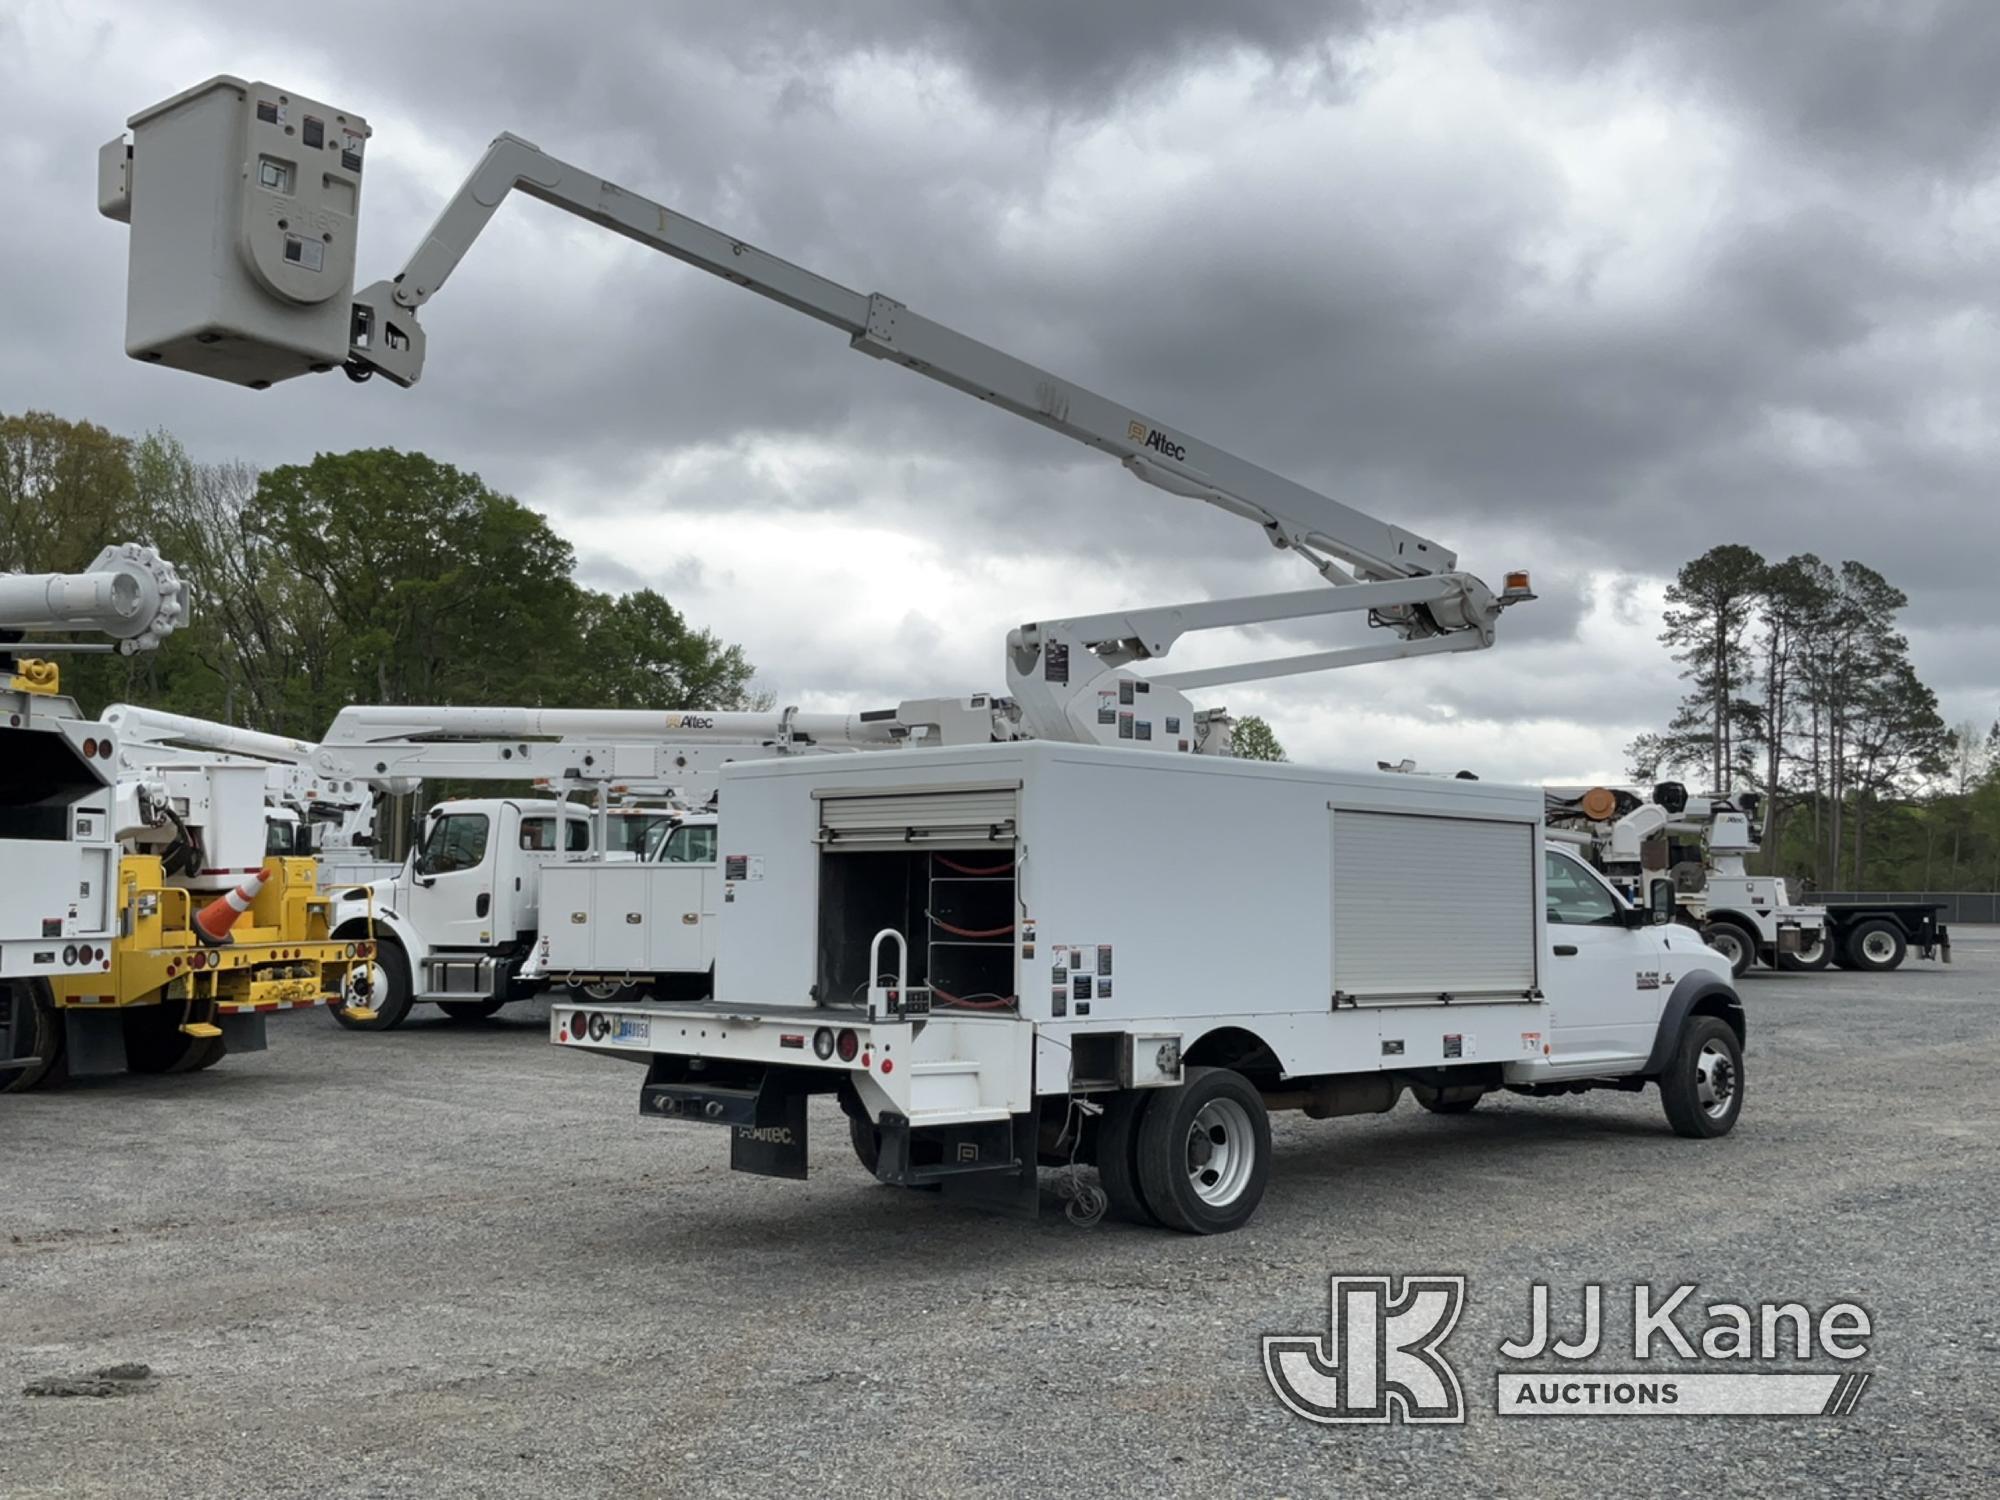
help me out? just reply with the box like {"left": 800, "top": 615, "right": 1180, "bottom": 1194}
{"left": 4, "top": 0, "right": 1996, "bottom": 780}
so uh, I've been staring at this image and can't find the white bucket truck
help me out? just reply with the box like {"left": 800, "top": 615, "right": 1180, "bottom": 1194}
{"left": 103, "top": 77, "right": 1750, "bottom": 1230}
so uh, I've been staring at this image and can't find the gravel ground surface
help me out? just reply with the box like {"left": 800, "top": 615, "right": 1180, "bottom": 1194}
{"left": 3, "top": 935, "right": 1996, "bottom": 1497}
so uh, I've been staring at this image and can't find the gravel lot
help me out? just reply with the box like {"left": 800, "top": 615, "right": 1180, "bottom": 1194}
{"left": 4, "top": 934, "right": 1995, "bottom": 1497}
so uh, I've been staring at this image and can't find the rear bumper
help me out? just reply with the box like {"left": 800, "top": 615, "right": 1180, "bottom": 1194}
{"left": 550, "top": 1000, "right": 1034, "bottom": 1123}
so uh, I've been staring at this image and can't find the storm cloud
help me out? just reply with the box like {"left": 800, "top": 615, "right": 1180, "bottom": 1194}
{"left": 2, "top": 0, "right": 1994, "bottom": 778}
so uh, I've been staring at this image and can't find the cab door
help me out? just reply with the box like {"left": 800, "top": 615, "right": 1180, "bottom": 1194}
{"left": 1542, "top": 848, "right": 1655, "bottom": 1069}
{"left": 407, "top": 808, "right": 498, "bottom": 950}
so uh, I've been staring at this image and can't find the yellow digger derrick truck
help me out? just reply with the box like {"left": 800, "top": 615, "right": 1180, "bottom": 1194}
{"left": 39, "top": 854, "right": 375, "bottom": 1079}
{"left": 2, "top": 681, "right": 377, "bottom": 1090}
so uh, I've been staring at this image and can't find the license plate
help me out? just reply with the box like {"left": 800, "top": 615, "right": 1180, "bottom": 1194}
{"left": 609, "top": 1015, "right": 651, "bottom": 1046}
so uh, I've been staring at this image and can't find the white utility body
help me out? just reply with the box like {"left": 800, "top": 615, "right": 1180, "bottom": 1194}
{"left": 104, "top": 77, "right": 1750, "bottom": 1232}
{"left": 522, "top": 811, "right": 720, "bottom": 998}
{"left": 553, "top": 743, "right": 1745, "bottom": 1230}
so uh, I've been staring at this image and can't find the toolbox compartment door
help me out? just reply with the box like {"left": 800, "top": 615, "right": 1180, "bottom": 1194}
{"left": 814, "top": 783, "right": 1018, "bottom": 849}
{"left": 1331, "top": 808, "right": 1538, "bottom": 1003}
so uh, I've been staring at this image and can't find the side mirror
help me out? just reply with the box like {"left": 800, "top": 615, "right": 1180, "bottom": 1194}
{"left": 1648, "top": 880, "right": 1676, "bottom": 927}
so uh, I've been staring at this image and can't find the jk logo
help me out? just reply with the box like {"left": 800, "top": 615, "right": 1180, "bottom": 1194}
{"left": 1263, "top": 1275, "right": 1467, "bottom": 1424}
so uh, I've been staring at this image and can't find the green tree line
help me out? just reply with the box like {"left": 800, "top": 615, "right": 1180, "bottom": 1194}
{"left": 1, "top": 410, "right": 759, "bottom": 733}
{"left": 1630, "top": 544, "right": 1997, "bottom": 891}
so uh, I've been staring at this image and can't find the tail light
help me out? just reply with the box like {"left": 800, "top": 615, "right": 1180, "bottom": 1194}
{"left": 835, "top": 1028, "right": 859, "bottom": 1062}
{"left": 813, "top": 1027, "right": 835, "bottom": 1060}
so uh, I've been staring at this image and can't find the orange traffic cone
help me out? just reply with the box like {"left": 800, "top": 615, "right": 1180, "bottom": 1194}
{"left": 193, "top": 867, "right": 270, "bottom": 947}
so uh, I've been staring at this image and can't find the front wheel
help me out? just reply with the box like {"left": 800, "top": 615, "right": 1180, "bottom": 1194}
{"left": 1844, "top": 920, "right": 1907, "bottom": 973}
{"left": 1659, "top": 1016, "right": 1745, "bottom": 1139}
{"left": 1134, "top": 1067, "right": 1271, "bottom": 1234}
{"left": 1700, "top": 920, "right": 1757, "bottom": 978}
{"left": 331, "top": 940, "right": 414, "bottom": 1030}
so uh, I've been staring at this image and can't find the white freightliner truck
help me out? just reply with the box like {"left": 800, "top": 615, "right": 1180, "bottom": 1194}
{"left": 301, "top": 702, "right": 985, "bottom": 1027}
{"left": 103, "top": 76, "right": 1751, "bottom": 1232}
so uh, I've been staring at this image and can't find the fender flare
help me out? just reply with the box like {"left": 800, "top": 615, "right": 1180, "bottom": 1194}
{"left": 331, "top": 903, "right": 419, "bottom": 961}
{"left": 1642, "top": 972, "right": 1745, "bottom": 1077}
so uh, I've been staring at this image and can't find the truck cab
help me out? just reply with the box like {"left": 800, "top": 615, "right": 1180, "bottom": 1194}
{"left": 330, "top": 797, "right": 601, "bottom": 1027}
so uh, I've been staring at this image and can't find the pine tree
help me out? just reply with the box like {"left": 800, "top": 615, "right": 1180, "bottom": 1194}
{"left": 1659, "top": 545, "right": 1767, "bottom": 791}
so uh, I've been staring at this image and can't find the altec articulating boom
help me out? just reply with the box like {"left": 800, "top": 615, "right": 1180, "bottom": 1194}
{"left": 103, "top": 77, "right": 1750, "bottom": 1234}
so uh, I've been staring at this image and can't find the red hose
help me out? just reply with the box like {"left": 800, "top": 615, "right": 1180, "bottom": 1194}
{"left": 930, "top": 984, "right": 1017, "bottom": 1010}
{"left": 935, "top": 855, "right": 1014, "bottom": 877}
{"left": 929, "top": 914, "right": 1016, "bottom": 939}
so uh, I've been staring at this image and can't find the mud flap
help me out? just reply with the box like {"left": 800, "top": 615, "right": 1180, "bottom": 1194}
{"left": 220, "top": 1013, "right": 267, "bottom": 1053}
{"left": 63, "top": 1010, "right": 127, "bottom": 1077}
{"left": 729, "top": 1092, "right": 809, "bottom": 1180}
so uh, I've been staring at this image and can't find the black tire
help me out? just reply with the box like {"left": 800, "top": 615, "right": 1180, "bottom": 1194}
{"left": 123, "top": 1004, "right": 227, "bottom": 1075}
{"left": 1418, "top": 1091, "right": 1482, "bottom": 1115}
{"left": 1658, "top": 1016, "right": 1745, "bottom": 1139}
{"left": 1, "top": 979, "right": 66, "bottom": 1093}
{"left": 846, "top": 1113, "right": 940, "bottom": 1190}
{"left": 1091, "top": 1090, "right": 1160, "bottom": 1225}
{"left": 1134, "top": 1066, "right": 1271, "bottom": 1235}
{"left": 331, "top": 940, "right": 414, "bottom": 1030}
{"left": 439, "top": 997, "right": 509, "bottom": 1022}
{"left": 1843, "top": 919, "right": 1907, "bottom": 973}
{"left": 1776, "top": 931, "right": 1832, "bottom": 972}
{"left": 1700, "top": 920, "right": 1757, "bottom": 978}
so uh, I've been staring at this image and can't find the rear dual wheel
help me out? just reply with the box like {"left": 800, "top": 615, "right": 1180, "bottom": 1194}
{"left": 1095, "top": 1067, "right": 1271, "bottom": 1235}
{"left": 439, "top": 997, "right": 509, "bottom": 1022}
{"left": 123, "top": 1005, "right": 226, "bottom": 1074}
{"left": 1, "top": 979, "right": 66, "bottom": 1093}
{"left": 1844, "top": 920, "right": 1907, "bottom": 973}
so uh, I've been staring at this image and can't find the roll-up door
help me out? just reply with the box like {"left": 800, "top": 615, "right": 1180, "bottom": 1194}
{"left": 1331, "top": 808, "right": 1537, "bottom": 1002}
{"left": 816, "top": 783, "right": 1018, "bottom": 848}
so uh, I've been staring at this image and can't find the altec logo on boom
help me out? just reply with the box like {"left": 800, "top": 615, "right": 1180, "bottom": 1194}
{"left": 1264, "top": 1278, "right": 1875, "bottom": 1424}
{"left": 1127, "top": 419, "right": 1187, "bottom": 462}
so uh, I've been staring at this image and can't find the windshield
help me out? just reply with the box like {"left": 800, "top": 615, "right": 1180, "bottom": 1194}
{"left": 420, "top": 811, "right": 490, "bottom": 874}
{"left": 655, "top": 823, "right": 718, "bottom": 864}
{"left": 607, "top": 812, "right": 672, "bottom": 856}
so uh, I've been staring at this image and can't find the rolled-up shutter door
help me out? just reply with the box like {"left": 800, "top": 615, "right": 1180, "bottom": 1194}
{"left": 1332, "top": 808, "right": 1537, "bottom": 1002}
{"left": 816, "top": 784, "right": 1018, "bottom": 848}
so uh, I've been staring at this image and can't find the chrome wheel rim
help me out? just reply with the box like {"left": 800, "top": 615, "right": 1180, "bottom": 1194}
{"left": 1185, "top": 1097, "right": 1256, "bottom": 1206}
{"left": 340, "top": 960, "right": 384, "bottom": 1008}
{"left": 1695, "top": 1040, "right": 1738, "bottom": 1120}
{"left": 581, "top": 979, "right": 628, "bottom": 1001}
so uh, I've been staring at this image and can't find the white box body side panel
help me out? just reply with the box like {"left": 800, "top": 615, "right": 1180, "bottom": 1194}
{"left": 709, "top": 743, "right": 1563, "bottom": 1096}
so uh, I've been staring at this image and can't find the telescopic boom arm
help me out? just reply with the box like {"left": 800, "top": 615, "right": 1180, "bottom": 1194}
{"left": 353, "top": 135, "right": 1454, "bottom": 590}
{"left": 0, "top": 545, "right": 187, "bottom": 654}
